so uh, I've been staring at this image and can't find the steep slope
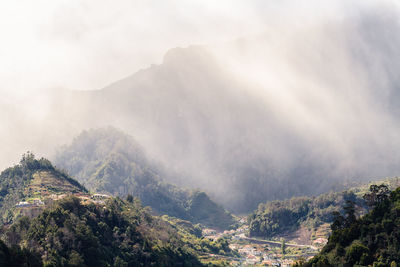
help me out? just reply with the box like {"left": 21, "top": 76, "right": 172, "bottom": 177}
{"left": 248, "top": 178, "right": 400, "bottom": 244}
{"left": 248, "top": 191, "right": 358, "bottom": 241}
{"left": 303, "top": 186, "right": 400, "bottom": 266}
{"left": 0, "top": 152, "right": 87, "bottom": 225}
{"left": 52, "top": 18, "right": 400, "bottom": 212}
{"left": 54, "top": 127, "right": 235, "bottom": 229}
{"left": 1, "top": 196, "right": 204, "bottom": 266}
{"left": 4, "top": 10, "right": 400, "bottom": 212}
{"left": 45, "top": 46, "right": 348, "bottom": 213}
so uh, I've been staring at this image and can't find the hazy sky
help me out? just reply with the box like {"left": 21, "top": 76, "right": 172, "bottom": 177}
{"left": 0, "top": 0, "right": 392, "bottom": 93}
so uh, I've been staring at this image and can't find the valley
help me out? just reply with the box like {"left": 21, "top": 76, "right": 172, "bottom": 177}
{"left": 1, "top": 149, "right": 400, "bottom": 266}
{"left": 1, "top": 2, "right": 400, "bottom": 265}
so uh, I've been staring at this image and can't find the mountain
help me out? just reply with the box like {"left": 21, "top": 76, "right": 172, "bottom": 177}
{"left": 4, "top": 10, "right": 400, "bottom": 212}
{"left": 43, "top": 44, "right": 351, "bottom": 213}
{"left": 0, "top": 153, "right": 235, "bottom": 266}
{"left": 54, "top": 127, "right": 235, "bottom": 230}
{"left": 1, "top": 196, "right": 204, "bottom": 267}
{"left": 248, "top": 191, "right": 360, "bottom": 243}
{"left": 248, "top": 177, "right": 400, "bottom": 245}
{"left": 0, "top": 152, "right": 87, "bottom": 225}
{"left": 302, "top": 186, "right": 400, "bottom": 266}
{"left": 46, "top": 17, "right": 400, "bottom": 212}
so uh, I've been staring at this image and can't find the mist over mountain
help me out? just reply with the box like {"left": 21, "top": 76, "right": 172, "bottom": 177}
{"left": 54, "top": 127, "right": 235, "bottom": 229}
{"left": 2, "top": 3, "right": 400, "bottom": 212}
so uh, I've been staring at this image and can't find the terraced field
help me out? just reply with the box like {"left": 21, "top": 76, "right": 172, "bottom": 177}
{"left": 26, "top": 170, "right": 84, "bottom": 200}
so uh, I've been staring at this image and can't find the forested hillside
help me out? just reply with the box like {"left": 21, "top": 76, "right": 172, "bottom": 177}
{"left": 54, "top": 127, "right": 235, "bottom": 229}
{"left": 302, "top": 186, "right": 400, "bottom": 266}
{"left": 0, "top": 152, "right": 86, "bottom": 225}
{"left": 1, "top": 196, "right": 205, "bottom": 266}
{"left": 248, "top": 178, "right": 400, "bottom": 240}
{"left": 248, "top": 191, "right": 361, "bottom": 239}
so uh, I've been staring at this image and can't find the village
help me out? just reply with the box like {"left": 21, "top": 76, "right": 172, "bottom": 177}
{"left": 13, "top": 170, "right": 112, "bottom": 215}
{"left": 15, "top": 193, "right": 112, "bottom": 208}
{"left": 15, "top": 191, "right": 325, "bottom": 267}
{"left": 14, "top": 171, "right": 324, "bottom": 266}
{"left": 202, "top": 218, "right": 326, "bottom": 266}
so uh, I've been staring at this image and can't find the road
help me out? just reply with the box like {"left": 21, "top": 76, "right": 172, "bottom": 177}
{"left": 242, "top": 237, "right": 318, "bottom": 250}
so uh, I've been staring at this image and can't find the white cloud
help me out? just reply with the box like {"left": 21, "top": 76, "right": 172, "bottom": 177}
{"left": 2, "top": 0, "right": 395, "bottom": 93}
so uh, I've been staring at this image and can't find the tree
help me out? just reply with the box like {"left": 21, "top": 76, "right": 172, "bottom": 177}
{"left": 363, "top": 184, "right": 390, "bottom": 207}
{"left": 331, "top": 211, "right": 345, "bottom": 231}
{"left": 20, "top": 151, "right": 38, "bottom": 170}
{"left": 68, "top": 250, "right": 85, "bottom": 267}
{"left": 126, "top": 194, "right": 134, "bottom": 203}
{"left": 281, "top": 238, "right": 286, "bottom": 256}
{"left": 345, "top": 241, "right": 369, "bottom": 265}
{"left": 343, "top": 200, "right": 356, "bottom": 227}
{"left": 114, "top": 256, "right": 128, "bottom": 267}
{"left": 331, "top": 200, "right": 357, "bottom": 231}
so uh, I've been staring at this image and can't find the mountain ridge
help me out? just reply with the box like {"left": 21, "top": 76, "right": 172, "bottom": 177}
{"left": 54, "top": 127, "right": 235, "bottom": 230}
{"left": 4, "top": 15, "right": 400, "bottom": 212}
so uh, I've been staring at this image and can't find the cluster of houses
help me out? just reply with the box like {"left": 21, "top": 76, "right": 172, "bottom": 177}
{"left": 201, "top": 222, "right": 320, "bottom": 266}
{"left": 202, "top": 226, "right": 294, "bottom": 266}
{"left": 203, "top": 226, "right": 249, "bottom": 241}
{"left": 237, "top": 244, "right": 263, "bottom": 265}
{"left": 90, "top": 193, "right": 112, "bottom": 204}
{"left": 16, "top": 198, "right": 44, "bottom": 208}
{"left": 232, "top": 244, "right": 295, "bottom": 266}
{"left": 16, "top": 193, "right": 112, "bottom": 209}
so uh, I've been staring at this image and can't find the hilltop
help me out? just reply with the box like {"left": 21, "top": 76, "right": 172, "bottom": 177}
{"left": 0, "top": 152, "right": 237, "bottom": 266}
{"left": 54, "top": 127, "right": 235, "bottom": 230}
{"left": 0, "top": 152, "right": 87, "bottom": 225}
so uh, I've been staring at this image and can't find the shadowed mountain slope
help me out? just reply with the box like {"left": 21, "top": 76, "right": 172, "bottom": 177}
{"left": 54, "top": 127, "right": 235, "bottom": 229}
{"left": 3, "top": 10, "right": 400, "bottom": 212}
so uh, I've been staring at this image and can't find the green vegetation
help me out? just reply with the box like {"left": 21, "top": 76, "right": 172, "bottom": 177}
{"left": 1, "top": 196, "right": 204, "bottom": 266}
{"left": 302, "top": 185, "right": 400, "bottom": 266}
{"left": 248, "top": 190, "right": 363, "bottom": 239}
{"left": 0, "top": 239, "right": 42, "bottom": 266}
{"left": 54, "top": 127, "right": 235, "bottom": 229}
{"left": 248, "top": 178, "right": 400, "bottom": 239}
{"left": 161, "top": 215, "right": 237, "bottom": 258}
{"left": 281, "top": 238, "right": 286, "bottom": 256}
{"left": 0, "top": 152, "right": 87, "bottom": 225}
{"left": 0, "top": 152, "right": 235, "bottom": 266}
